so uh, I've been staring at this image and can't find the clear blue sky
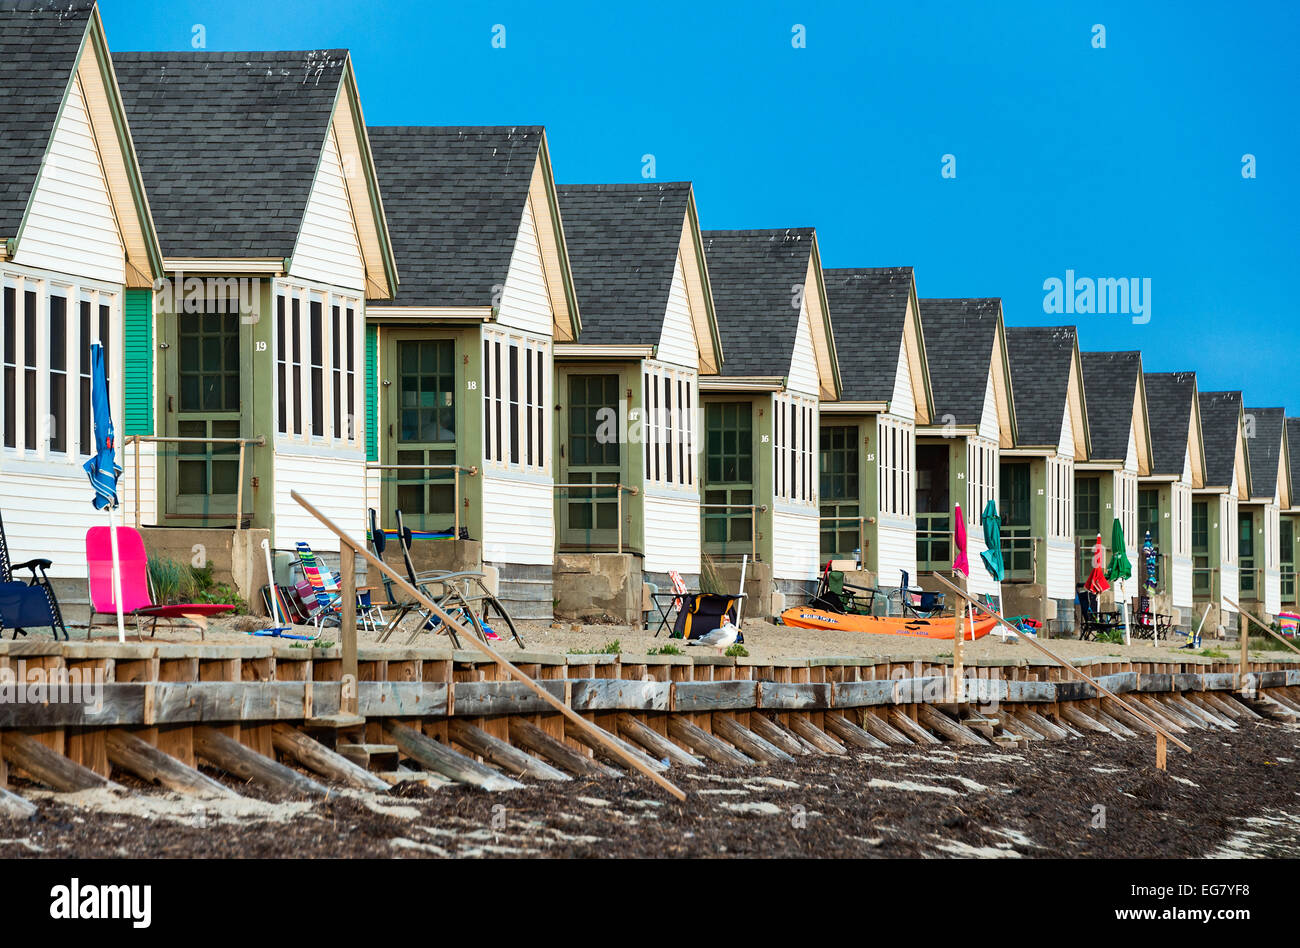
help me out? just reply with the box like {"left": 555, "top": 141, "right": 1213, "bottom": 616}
{"left": 102, "top": 0, "right": 1299, "bottom": 410}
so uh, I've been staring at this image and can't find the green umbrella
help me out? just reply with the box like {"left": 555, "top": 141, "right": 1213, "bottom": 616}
{"left": 979, "top": 499, "right": 1004, "bottom": 582}
{"left": 1105, "top": 517, "right": 1132, "bottom": 582}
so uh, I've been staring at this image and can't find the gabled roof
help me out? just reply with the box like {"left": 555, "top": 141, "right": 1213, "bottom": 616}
{"left": 1080, "top": 351, "right": 1150, "bottom": 467}
{"left": 557, "top": 182, "right": 721, "bottom": 368}
{"left": 1005, "top": 326, "right": 1089, "bottom": 454}
{"left": 1144, "top": 372, "right": 1204, "bottom": 480}
{"left": 1286, "top": 419, "right": 1300, "bottom": 509}
{"left": 823, "top": 267, "right": 932, "bottom": 419}
{"left": 919, "top": 298, "right": 1013, "bottom": 436}
{"left": 1199, "top": 391, "right": 1248, "bottom": 491}
{"left": 1244, "top": 406, "right": 1285, "bottom": 500}
{"left": 0, "top": 1, "right": 163, "bottom": 283}
{"left": 701, "top": 228, "right": 840, "bottom": 397}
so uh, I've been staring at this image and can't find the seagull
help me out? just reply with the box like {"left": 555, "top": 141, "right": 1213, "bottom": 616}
{"left": 688, "top": 620, "right": 740, "bottom": 654}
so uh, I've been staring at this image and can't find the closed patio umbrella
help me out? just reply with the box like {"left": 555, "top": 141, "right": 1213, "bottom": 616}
{"left": 1105, "top": 518, "right": 1132, "bottom": 645}
{"left": 979, "top": 499, "right": 1004, "bottom": 582}
{"left": 1085, "top": 534, "right": 1110, "bottom": 595}
{"left": 82, "top": 342, "right": 125, "bottom": 643}
{"left": 952, "top": 503, "right": 970, "bottom": 578}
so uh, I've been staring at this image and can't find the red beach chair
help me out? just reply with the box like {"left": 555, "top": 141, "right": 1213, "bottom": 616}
{"left": 85, "top": 526, "right": 235, "bottom": 640}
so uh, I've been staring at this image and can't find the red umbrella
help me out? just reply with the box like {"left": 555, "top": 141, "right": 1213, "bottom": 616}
{"left": 1085, "top": 533, "right": 1110, "bottom": 594}
{"left": 952, "top": 503, "right": 970, "bottom": 578}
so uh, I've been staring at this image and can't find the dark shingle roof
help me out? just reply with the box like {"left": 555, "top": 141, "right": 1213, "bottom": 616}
{"left": 367, "top": 126, "right": 542, "bottom": 306}
{"left": 1080, "top": 351, "right": 1142, "bottom": 461}
{"left": 556, "top": 183, "right": 690, "bottom": 345}
{"left": 1143, "top": 372, "right": 1198, "bottom": 476}
{"left": 1199, "top": 391, "right": 1244, "bottom": 489}
{"left": 1244, "top": 406, "right": 1284, "bottom": 499}
{"left": 1287, "top": 419, "right": 1300, "bottom": 506}
{"left": 1005, "top": 326, "right": 1080, "bottom": 448}
{"left": 918, "top": 298, "right": 1002, "bottom": 426}
{"left": 823, "top": 268, "right": 912, "bottom": 402}
{"left": 702, "top": 229, "right": 815, "bottom": 377}
{"left": 0, "top": 1, "right": 95, "bottom": 238}
{"left": 112, "top": 50, "right": 347, "bottom": 258}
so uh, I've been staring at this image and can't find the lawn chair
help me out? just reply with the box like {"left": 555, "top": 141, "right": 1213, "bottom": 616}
{"left": 1076, "top": 588, "right": 1122, "bottom": 641}
{"left": 649, "top": 569, "right": 691, "bottom": 636}
{"left": 85, "top": 526, "right": 235, "bottom": 640}
{"left": 1131, "top": 597, "right": 1173, "bottom": 641}
{"left": 807, "top": 563, "right": 877, "bottom": 615}
{"left": 671, "top": 592, "right": 745, "bottom": 642}
{"left": 0, "top": 509, "right": 67, "bottom": 640}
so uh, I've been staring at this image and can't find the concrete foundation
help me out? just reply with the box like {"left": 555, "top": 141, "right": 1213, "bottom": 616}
{"left": 712, "top": 560, "right": 774, "bottom": 619}
{"left": 553, "top": 553, "right": 642, "bottom": 625}
{"left": 1001, "top": 582, "right": 1047, "bottom": 630}
{"left": 140, "top": 527, "right": 271, "bottom": 607}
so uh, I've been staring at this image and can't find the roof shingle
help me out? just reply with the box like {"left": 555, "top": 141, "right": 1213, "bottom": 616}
{"left": 1198, "top": 391, "right": 1244, "bottom": 489}
{"left": 918, "top": 298, "right": 1002, "bottom": 426}
{"left": 1143, "top": 372, "right": 1198, "bottom": 476}
{"left": 1244, "top": 406, "right": 1284, "bottom": 499}
{"left": 823, "top": 268, "right": 912, "bottom": 402}
{"left": 1080, "top": 351, "right": 1142, "bottom": 461}
{"left": 1005, "top": 326, "right": 1080, "bottom": 448}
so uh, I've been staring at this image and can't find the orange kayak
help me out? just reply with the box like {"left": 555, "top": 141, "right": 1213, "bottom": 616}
{"left": 780, "top": 607, "right": 999, "bottom": 640}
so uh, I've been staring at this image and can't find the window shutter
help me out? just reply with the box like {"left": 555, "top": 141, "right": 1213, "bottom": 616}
{"left": 364, "top": 324, "right": 378, "bottom": 462}
{"left": 123, "top": 289, "right": 153, "bottom": 436}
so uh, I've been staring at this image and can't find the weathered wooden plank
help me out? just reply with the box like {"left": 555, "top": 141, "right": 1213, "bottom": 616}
{"left": 710, "top": 715, "right": 793, "bottom": 764}
{"left": 1092, "top": 672, "right": 1138, "bottom": 695}
{"left": 193, "top": 726, "right": 329, "bottom": 797}
{"left": 564, "top": 719, "right": 668, "bottom": 773}
{"left": 507, "top": 717, "right": 621, "bottom": 779}
{"left": 0, "top": 731, "right": 120, "bottom": 792}
{"left": 1137, "top": 673, "right": 1174, "bottom": 693}
{"left": 823, "top": 712, "right": 888, "bottom": 750}
{"left": 788, "top": 715, "right": 847, "bottom": 754}
{"left": 1212, "top": 692, "right": 1264, "bottom": 721}
{"left": 1172, "top": 673, "right": 1202, "bottom": 692}
{"left": 1146, "top": 695, "right": 1204, "bottom": 729}
{"left": 358, "top": 682, "right": 448, "bottom": 718}
{"left": 916, "top": 705, "right": 990, "bottom": 746}
{"left": 0, "top": 785, "right": 35, "bottom": 819}
{"left": 756, "top": 681, "right": 831, "bottom": 710}
{"left": 616, "top": 715, "right": 703, "bottom": 769}
{"left": 570, "top": 679, "right": 670, "bottom": 712}
{"left": 1054, "top": 680, "right": 1098, "bottom": 703}
{"left": 856, "top": 710, "right": 915, "bottom": 745}
{"left": 1091, "top": 707, "right": 1139, "bottom": 738}
{"left": 270, "top": 723, "right": 391, "bottom": 791}
{"left": 105, "top": 729, "right": 236, "bottom": 797}
{"left": 452, "top": 680, "right": 565, "bottom": 717}
{"left": 888, "top": 709, "right": 943, "bottom": 744}
{"left": 1131, "top": 695, "right": 1190, "bottom": 733}
{"left": 893, "top": 677, "right": 950, "bottom": 705}
{"left": 666, "top": 716, "right": 754, "bottom": 766}
{"left": 1005, "top": 679, "right": 1057, "bottom": 703}
{"left": 446, "top": 719, "right": 569, "bottom": 782}
{"left": 1196, "top": 690, "right": 1250, "bottom": 722}
{"left": 1202, "top": 672, "right": 1239, "bottom": 692}
{"left": 0, "top": 683, "right": 147, "bottom": 728}
{"left": 750, "top": 713, "right": 813, "bottom": 754}
{"left": 830, "top": 679, "right": 898, "bottom": 707}
{"left": 1059, "top": 703, "right": 1115, "bottom": 736}
{"left": 1256, "top": 670, "right": 1288, "bottom": 689}
{"left": 671, "top": 680, "right": 757, "bottom": 713}
{"left": 998, "top": 712, "right": 1044, "bottom": 741}
{"left": 1100, "top": 697, "right": 1158, "bottom": 735}
{"left": 1013, "top": 707, "right": 1070, "bottom": 741}
{"left": 1182, "top": 694, "right": 1237, "bottom": 730}
{"left": 385, "top": 722, "right": 523, "bottom": 791}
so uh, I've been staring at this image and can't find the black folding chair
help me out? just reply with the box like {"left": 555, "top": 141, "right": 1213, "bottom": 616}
{"left": 0, "top": 509, "right": 67, "bottom": 640}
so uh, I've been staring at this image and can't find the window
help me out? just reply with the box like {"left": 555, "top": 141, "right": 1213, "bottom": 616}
{"left": 2, "top": 286, "right": 14, "bottom": 449}
{"left": 876, "top": 415, "right": 912, "bottom": 517}
{"left": 48, "top": 293, "right": 67, "bottom": 453}
{"left": 1046, "top": 457, "right": 1074, "bottom": 539}
{"left": 483, "top": 327, "right": 548, "bottom": 472}
{"left": 275, "top": 283, "right": 362, "bottom": 446}
{"left": 703, "top": 401, "right": 753, "bottom": 551}
{"left": 1138, "top": 487, "right": 1159, "bottom": 544}
{"left": 1075, "top": 475, "right": 1101, "bottom": 536}
{"left": 643, "top": 363, "right": 697, "bottom": 489}
{"left": 821, "top": 425, "right": 860, "bottom": 558}
{"left": 965, "top": 438, "right": 997, "bottom": 525}
{"left": 775, "top": 392, "right": 816, "bottom": 504}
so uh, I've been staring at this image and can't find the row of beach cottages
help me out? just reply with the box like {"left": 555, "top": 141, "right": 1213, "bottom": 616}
{"left": 0, "top": 2, "right": 1294, "bottom": 634}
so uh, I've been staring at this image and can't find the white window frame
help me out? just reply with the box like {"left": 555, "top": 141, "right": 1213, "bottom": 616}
{"left": 876, "top": 414, "right": 912, "bottom": 518}
{"left": 774, "top": 392, "right": 817, "bottom": 506}
{"left": 274, "top": 279, "right": 362, "bottom": 450}
{"left": 483, "top": 325, "right": 549, "bottom": 475}
{"left": 643, "top": 361, "right": 697, "bottom": 490}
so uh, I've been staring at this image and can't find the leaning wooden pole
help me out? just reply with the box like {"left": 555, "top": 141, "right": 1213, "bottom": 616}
{"left": 1224, "top": 596, "right": 1300, "bottom": 657}
{"left": 929, "top": 572, "right": 1192, "bottom": 755}
{"left": 290, "top": 490, "right": 687, "bottom": 802}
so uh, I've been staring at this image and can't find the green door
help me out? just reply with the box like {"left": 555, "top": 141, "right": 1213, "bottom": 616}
{"left": 703, "top": 401, "right": 754, "bottom": 557}
{"left": 1239, "top": 511, "right": 1256, "bottom": 595}
{"left": 384, "top": 337, "right": 457, "bottom": 533}
{"left": 1000, "top": 461, "right": 1033, "bottom": 580}
{"left": 164, "top": 305, "right": 243, "bottom": 519}
{"left": 820, "top": 424, "right": 860, "bottom": 560}
{"left": 560, "top": 373, "right": 621, "bottom": 548}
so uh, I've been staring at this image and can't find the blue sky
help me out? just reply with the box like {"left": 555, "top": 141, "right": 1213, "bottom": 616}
{"left": 103, "top": 0, "right": 1299, "bottom": 409}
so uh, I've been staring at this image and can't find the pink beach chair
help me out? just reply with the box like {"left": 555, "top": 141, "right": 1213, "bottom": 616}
{"left": 85, "top": 526, "right": 235, "bottom": 640}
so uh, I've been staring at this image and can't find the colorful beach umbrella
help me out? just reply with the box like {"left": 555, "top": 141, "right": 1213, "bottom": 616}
{"left": 82, "top": 342, "right": 125, "bottom": 643}
{"left": 1085, "top": 534, "right": 1110, "bottom": 594}
{"left": 979, "top": 499, "right": 1004, "bottom": 582}
{"left": 1143, "top": 531, "right": 1158, "bottom": 593}
{"left": 952, "top": 503, "right": 970, "bottom": 578}
{"left": 1105, "top": 517, "right": 1132, "bottom": 583}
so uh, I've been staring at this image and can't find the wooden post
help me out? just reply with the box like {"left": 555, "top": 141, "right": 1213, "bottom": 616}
{"left": 1156, "top": 733, "right": 1167, "bottom": 771}
{"left": 290, "top": 489, "right": 687, "bottom": 801}
{"left": 616, "top": 485, "right": 623, "bottom": 555}
{"left": 233, "top": 440, "right": 245, "bottom": 530}
{"left": 340, "top": 543, "right": 357, "bottom": 715}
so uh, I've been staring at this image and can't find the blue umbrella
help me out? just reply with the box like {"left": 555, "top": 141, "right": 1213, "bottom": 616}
{"left": 82, "top": 342, "right": 125, "bottom": 642}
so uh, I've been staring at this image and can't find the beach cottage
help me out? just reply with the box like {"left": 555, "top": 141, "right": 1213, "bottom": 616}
{"left": 700, "top": 229, "right": 840, "bottom": 613}
{"left": 1140, "top": 372, "right": 1206, "bottom": 632}
{"left": 552, "top": 183, "right": 722, "bottom": 617}
{"left": 0, "top": 1, "right": 164, "bottom": 584}
{"left": 915, "top": 298, "right": 1017, "bottom": 605}
{"left": 366, "top": 126, "right": 578, "bottom": 619}
{"left": 1240, "top": 406, "right": 1289, "bottom": 621}
{"left": 111, "top": 49, "right": 397, "bottom": 592}
{"left": 1076, "top": 352, "right": 1151, "bottom": 613}
{"left": 1195, "top": 391, "right": 1252, "bottom": 632}
{"left": 1283, "top": 417, "right": 1300, "bottom": 615}
{"left": 816, "top": 268, "right": 934, "bottom": 588}
{"left": 1001, "top": 326, "right": 1091, "bottom": 633}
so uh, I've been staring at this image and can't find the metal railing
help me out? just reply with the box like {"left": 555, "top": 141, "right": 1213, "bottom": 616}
{"left": 701, "top": 503, "right": 766, "bottom": 562}
{"left": 819, "top": 515, "right": 867, "bottom": 564}
{"left": 915, "top": 511, "right": 951, "bottom": 572}
{"left": 364, "top": 463, "right": 478, "bottom": 536}
{"left": 125, "top": 434, "right": 266, "bottom": 530}
{"left": 1000, "top": 530, "right": 1039, "bottom": 582}
{"left": 554, "top": 482, "right": 639, "bottom": 554}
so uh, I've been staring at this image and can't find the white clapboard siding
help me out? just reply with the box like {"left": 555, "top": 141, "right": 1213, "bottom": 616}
{"left": 1, "top": 468, "right": 107, "bottom": 579}
{"left": 786, "top": 300, "right": 819, "bottom": 397}
{"left": 364, "top": 472, "right": 381, "bottom": 521}
{"left": 481, "top": 472, "right": 553, "bottom": 565}
{"left": 1171, "top": 556, "right": 1193, "bottom": 611}
{"left": 977, "top": 370, "right": 999, "bottom": 442}
{"left": 1056, "top": 405, "right": 1074, "bottom": 459}
{"left": 1220, "top": 561, "right": 1238, "bottom": 613}
{"left": 119, "top": 442, "right": 158, "bottom": 527}
{"left": 772, "top": 506, "right": 820, "bottom": 581}
{"left": 1125, "top": 423, "right": 1138, "bottom": 472}
{"left": 273, "top": 451, "right": 367, "bottom": 552}
{"left": 289, "top": 127, "right": 366, "bottom": 292}
{"left": 1045, "top": 539, "right": 1075, "bottom": 602}
{"left": 13, "top": 76, "right": 125, "bottom": 286}
{"left": 655, "top": 254, "right": 698, "bottom": 370}
{"left": 875, "top": 518, "right": 917, "bottom": 588}
{"left": 889, "top": 338, "right": 914, "bottom": 422}
{"left": 643, "top": 489, "right": 701, "bottom": 574}
{"left": 496, "top": 199, "right": 553, "bottom": 339}
{"left": 1266, "top": 569, "right": 1281, "bottom": 615}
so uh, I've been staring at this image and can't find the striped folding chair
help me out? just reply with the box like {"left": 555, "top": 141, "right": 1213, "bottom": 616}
{"left": 295, "top": 542, "right": 343, "bottom": 629}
